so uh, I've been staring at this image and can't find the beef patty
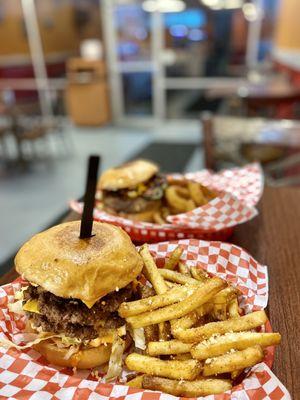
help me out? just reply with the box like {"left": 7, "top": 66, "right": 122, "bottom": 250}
{"left": 24, "top": 284, "right": 132, "bottom": 340}
{"left": 102, "top": 173, "right": 167, "bottom": 214}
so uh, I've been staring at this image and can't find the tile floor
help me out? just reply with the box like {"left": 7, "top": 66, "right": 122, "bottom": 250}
{"left": 0, "top": 119, "right": 203, "bottom": 268}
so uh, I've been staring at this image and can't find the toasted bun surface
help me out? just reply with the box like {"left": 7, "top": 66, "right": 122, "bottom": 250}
{"left": 99, "top": 159, "right": 159, "bottom": 191}
{"left": 15, "top": 221, "right": 143, "bottom": 306}
{"left": 33, "top": 339, "right": 112, "bottom": 369}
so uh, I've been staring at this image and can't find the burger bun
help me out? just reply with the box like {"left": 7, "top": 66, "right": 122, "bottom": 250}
{"left": 99, "top": 159, "right": 159, "bottom": 191}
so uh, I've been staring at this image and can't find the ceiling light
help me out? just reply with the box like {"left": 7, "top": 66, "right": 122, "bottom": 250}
{"left": 201, "top": 0, "right": 243, "bottom": 10}
{"left": 224, "top": 0, "right": 243, "bottom": 9}
{"left": 142, "top": 0, "right": 186, "bottom": 13}
{"left": 242, "top": 3, "right": 259, "bottom": 21}
{"left": 201, "top": 0, "right": 219, "bottom": 6}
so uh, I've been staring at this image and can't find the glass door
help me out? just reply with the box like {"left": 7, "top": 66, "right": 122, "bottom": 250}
{"left": 101, "top": 0, "right": 159, "bottom": 123}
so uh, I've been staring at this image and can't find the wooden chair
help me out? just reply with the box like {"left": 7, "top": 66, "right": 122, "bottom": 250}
{"left": 200, "top": 112, "right": 300, "bottom": 186}
{"left": 201, "top": 112, "right": 246, "bottom": 171}
{"left": 7, "top": 107, "right": 51, "bottom": 163}
{"left": 0, "top": 126, "right": 10, "bottom": 162}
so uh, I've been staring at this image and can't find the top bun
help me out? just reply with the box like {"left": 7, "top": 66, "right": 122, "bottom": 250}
{"left": 15, "top": 221, "right": 143, "bottom": 307}
{"left": 99, "top": 159, "right": 159, "bottom": 191}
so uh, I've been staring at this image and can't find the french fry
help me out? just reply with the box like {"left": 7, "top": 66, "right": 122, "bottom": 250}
{"left": 126, "top": 375, "right": 144, "bottom": 388}
{"left": 137, "top": 285, "right": 156, "bottom": 299}
{"left": 164, "top": 247, "right": 184, "bottom": 270}
{"left": 178, "top": 262, "right": 190, "bottom": 275}
{"left": 212, "top": 302, "right": 228, "bottom": 321}
{"left": 190, "top": 266, "right": 209, "bottom": 282}
{"left": 203, "top": 345, "right": 264, "bottom": 376}
{"left": 148, "top": 340, "right": 193, "bottom": 356}
{"left": 213, "top": 287, "right": 239, "bottom": 304}
{"left": 172, "top": 353, "right": 192, "bottom": 360}
{"left": 211, "top": 287, "right": 239, "bottom": 321}
{"left": 119, "top": 285, "right": 198, "bottom": 318}
{"left": 165, "top": 281, "right": 181, "bottom": 289}
{"left": 159, "top": 321, "right": 171, "bottom": 341}
{"left": 144, "top": 324, "right": 159, "bottom": 344}
{"left": 176, "top": 310, "right": 268, "bottom": 343}
{"left": 126, "top": 278, "right": 226, "bottom": 329}
{"left": 171, "top": 311, "right": 199, "bottom": 334}
{"left": 139, "top": 244, "right": 168, "bottom": 295}
{"left": 171, "top": 303, "right": 214, "bottom": 335}
{"left": 153, "top": 211, "right": 165, "bottom": 225}
{"left": 137, "top": 284, "right": 159, "bottom": 343}
{"left": 191, "top": 332, "right": 281, "bottom": 360}
{"left": 228, "top": 298, "right": 240, "bottom": 318}
{"left": 125, "top": 353, "right": 201, "bottom": 380}
{"left": 142, "top": 375, "right": 232, "bottom": 396}
{"left": 159, "top": 269, "right": 201, "bottom": 285}
{"left": 187, "top": 181, "right": 207, "bottom": 206}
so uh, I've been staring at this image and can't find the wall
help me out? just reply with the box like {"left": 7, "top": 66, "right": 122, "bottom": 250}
{"left": 274, "top": 0, "right": 300, "bottom": 50}
{"left": 0, "top": 0, "right": 78, "bottom": 59}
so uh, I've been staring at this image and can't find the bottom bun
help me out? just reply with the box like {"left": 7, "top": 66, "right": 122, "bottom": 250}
{"left": 34, "top": 340, "right": 112, "bottom": 369}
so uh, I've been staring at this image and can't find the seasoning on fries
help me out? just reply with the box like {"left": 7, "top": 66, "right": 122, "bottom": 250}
{"left": 191, "top": 332, "right": 281, "bottom": 360}
{"left": 126, "top": 278, "right": 226, "bottom": 328}
{"left": 125, "top": 353, "right": 202, "bottom": 380}
{"left": 159, "top": 268, "right": 202, "bottom": 285}
{"left": 203, "top": 345, "right": 264, "bottom": 376}
{"left": 164, "top": 246, "right": 183, "bottom": 270}
{"left": 142, "top": 376, "right": 232, "bottom": 397}
{"left": 116, "top": 245, "right": 281, "bottom": 397}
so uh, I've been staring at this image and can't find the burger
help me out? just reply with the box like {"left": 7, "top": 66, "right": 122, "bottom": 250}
{"left": 98, "top": 159, "right": 168, "bottom": 222}
{"left": 12, "top": 221, "right": 143, "bottom": 369}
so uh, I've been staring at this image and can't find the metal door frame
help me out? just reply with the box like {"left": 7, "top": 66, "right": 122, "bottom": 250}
{"left": 100, "top": 0, "right": 264, "bottom": 123}
{"left": 14, "top": 0, "right": 264, "bottom": 121}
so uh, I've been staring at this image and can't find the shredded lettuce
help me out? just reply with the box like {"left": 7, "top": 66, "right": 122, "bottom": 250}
{"left": 8, "top": 286, "right": 29, "bottom": 315}
{"left": 14, "top": 286, "right": 28, "bottom": 300}
{"left": 117, "top": 325, "right": 126, "bottom": 337}
{"left": 132, "top": 328, "right": 146, "bottom": 350}
{"left": 63, "top": 345, "right": 80, "bottom": 360}
{"left": 105, "top": 336, "right": 125, "bottom": 380}
{"left": 8, "top": 300, "right": 24, "bottom": 315}
{"left": 61, "top": 336, "right": 82, "bottom": 347}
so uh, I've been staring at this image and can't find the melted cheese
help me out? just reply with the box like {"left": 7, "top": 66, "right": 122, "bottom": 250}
{"left": 82, "top": 299, "right": 97, "bottom": 308}
{"left": 23, "top": 299, "right": 40, "bottom": 314}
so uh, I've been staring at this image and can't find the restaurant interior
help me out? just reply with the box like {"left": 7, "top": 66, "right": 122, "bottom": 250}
{"left": 0, "top": 1, "right": 299, "bottom": 398}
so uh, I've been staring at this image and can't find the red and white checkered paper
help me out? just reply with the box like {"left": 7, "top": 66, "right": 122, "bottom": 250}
{"left": 0, "top": 239, "right": 290, "bottom": 400}
{"left": 70, "top": 163, "right": 264, "bottom": 242}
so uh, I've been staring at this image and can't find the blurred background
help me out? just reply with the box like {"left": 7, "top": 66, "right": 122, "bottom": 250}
{"left": 1, "top": 0, "right": 300, "bottom": 269}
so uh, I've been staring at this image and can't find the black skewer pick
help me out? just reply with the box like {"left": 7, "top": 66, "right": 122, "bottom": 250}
{"left": 80, "top": 155, "right": 100, "bottom": 239}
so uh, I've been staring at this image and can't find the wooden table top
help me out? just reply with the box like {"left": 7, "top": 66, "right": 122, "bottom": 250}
{"left": 0, "top": 186, "right": 299, "bottom": 397}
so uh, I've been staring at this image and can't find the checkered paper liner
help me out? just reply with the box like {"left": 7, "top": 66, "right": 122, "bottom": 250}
{"left": 0, "top": 239, "right": 290, "bottom": 400}
{"left": 70, "top": 163, "right": 264, "bottom": 242}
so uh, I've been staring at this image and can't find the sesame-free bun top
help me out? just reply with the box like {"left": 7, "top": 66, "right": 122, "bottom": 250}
{"left": 99, "top": 159, "right": 159, "bottom": 191}
{"left": 15, "top": 221, "right": 143, "bottom": 307}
